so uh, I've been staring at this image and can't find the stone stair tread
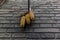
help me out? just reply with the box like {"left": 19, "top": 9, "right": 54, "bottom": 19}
{"left": 0, "top": 9, "right": 14, "bottom": 12}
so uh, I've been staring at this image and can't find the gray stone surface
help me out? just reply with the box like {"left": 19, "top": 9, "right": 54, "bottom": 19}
{"left": 26, "top": 33, "right": 40, "bottom": 39}
{"left": 40, "top": 33, "right": 55, "bottom": 39}
{"left": 0, "top": 0, "right": 60, "bottom": 40}
{"left": 55, "top": 33, "right": 60, "bottom": 39}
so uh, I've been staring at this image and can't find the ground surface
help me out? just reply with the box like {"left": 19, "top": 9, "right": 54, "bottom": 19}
{"left": 0, "top": 0, "right": 60, "bottom": 40}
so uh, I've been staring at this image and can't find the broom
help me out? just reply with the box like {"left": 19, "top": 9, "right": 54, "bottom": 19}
{"left": 20, "top": 15, "right": 25, "bottom": 28}
{"left": 29, "top": 7, "right": 35, "bottom": 21}
{"left": 25, "top": 0, "right": 35, "bottom": 24}
{"left": 25, "top": 12, "right": 30, "bottom": 24}
{"left": 20, "top": 0, "right": 35, "bottom": 27}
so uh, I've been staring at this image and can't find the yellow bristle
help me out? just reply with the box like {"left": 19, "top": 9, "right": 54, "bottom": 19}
{"left": 29, "top": 8, "right": 35, "bottom": 20}
{"left": 20, "top": 16, "right": 25, "bottom": 27}
{"left": 25, "top": 13, "right": 30, "bottom": 24}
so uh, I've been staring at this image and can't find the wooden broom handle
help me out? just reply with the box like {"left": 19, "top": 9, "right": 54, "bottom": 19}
{"left": 28, "top": 0, "right": 30, "bottom": 12}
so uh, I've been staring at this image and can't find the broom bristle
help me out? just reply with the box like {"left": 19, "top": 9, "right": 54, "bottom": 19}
{"left": 25, "top": 13, "right": 30, "bottom": 24}
{"left": 20, "top": 16, "right": 25, "bottom": 28}
{"left": 29, "top": 8, "right": 35, "bottom": 20}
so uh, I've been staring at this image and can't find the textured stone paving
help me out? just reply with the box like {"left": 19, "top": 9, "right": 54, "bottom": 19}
{"left": 0, "top": 0, "right": 60, "bottom": 40}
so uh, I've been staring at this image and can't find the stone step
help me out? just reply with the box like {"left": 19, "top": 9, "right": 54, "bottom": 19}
{"left": 1, "top": 16, "right": 60, "bottom": 20}
{"left": 0, "top": 28, "right": 59, "bottom": 33}
{"left": 0, "top": 9, "right": 14, "bottom": 12}
{"left": 0, "top": 19, "right": 57, "bottom": 23}
{"left": 0, "top": 13, "right": 55, "bottom": 17}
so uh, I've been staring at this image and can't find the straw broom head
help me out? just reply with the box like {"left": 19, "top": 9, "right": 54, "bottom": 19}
{"left": 20, "top": 16, "right": 25, "bottom": 28}
{"left": 29, "top": 8, "right": 35, "bottom": 20}
{"left": 25, "top": 13, "right": 30, "bottom": 24}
